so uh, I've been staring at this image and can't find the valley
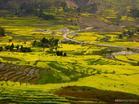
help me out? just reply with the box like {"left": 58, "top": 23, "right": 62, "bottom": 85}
{"left": 0, "top": 0, "right": 139, "bottom": 103}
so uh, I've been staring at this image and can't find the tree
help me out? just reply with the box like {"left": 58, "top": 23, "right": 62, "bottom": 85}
{"left": 0, "top": 47, "right": 3, "bottom": 51}
{"left": 32, "top": 40, "right": 37, "bottom": 47}
{"left": 56, "top": 51, "right": 67, "bottom": 56}
{"left": 63, "top": 52, "right": 67, "bottom": 56}
{"left": 39, "top": 13, "right": 55, "bottom": 20}
{"left": 8, "top": 0, "right": 20, "bottom": 15}
{"left": 40, "top": 37, "right": 49, "bottom": 51}
{"left": 16, "top": 45, "right": 20, "bottom": 51}
{"left": 119, "top": 34, "right": 124, "bottom": 39}
{"left": 10, "top": 43, "right": 14, "bottom": 51}
{"left": 20, "top": 46, "right": 31, "bottom": 52}
{"left": 41, "top": 37, "right": 59, "bottom": 52}
{"left": 5, "top": 45, "right": 10, "bottom": 51}
{"left": 0, "top": 27, "right": 5, "bottom": 36}
{"left": 32, "top": 37, "right": 59, "bottom": 52}
{"left": 130, "top": 8, "right": 139, "bottom": 18}
{"left": 49, "top": 38, "right": 59, "bottom": 52}
{"left": 56, "top": 51, "right": 63, "bottom": 56}
{"left": 41, "top": 37, "right": 49, "bottom": 46}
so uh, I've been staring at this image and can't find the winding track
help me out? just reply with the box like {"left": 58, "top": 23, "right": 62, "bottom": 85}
{"left": 61, "top": 28, "right": 139, "bottom": 53}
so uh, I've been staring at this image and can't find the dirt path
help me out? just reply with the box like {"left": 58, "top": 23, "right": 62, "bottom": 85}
{"left": 61, "top": 28, "right": 139, "bottom": 54}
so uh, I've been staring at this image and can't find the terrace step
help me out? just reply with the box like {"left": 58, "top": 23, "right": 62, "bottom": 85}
{"left": 0, "top": 94, "right": 69, "bottom": 104}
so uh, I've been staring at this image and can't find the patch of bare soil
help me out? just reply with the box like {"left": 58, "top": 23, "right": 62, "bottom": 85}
{"left": 55, "top": 86, "right": 139, "bottom": 104}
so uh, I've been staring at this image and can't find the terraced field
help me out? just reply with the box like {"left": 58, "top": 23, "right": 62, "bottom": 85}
{"left": 0, "top": 16, "right": 139, "bottom": 103}
{"left": 0, "top": 84, "right": 69, "bottom": 104}
{"left": 0, "top": 63, "right": 39, "bottom": 83}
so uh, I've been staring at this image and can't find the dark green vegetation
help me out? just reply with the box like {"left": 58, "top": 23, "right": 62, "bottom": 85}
{"left": 33, "top": 37, "right": 59, "bottom": 52}
{"left": 0, "top": 43, "right": 32, "bottom": 52}
{"left": 0, "top": 0, "right": 139, "bottom": 32}
{"left": 0, "top": 0, "right": 139, "bottom": 104}
{"left": 0, "top": 27, "right": 5, "bottom": 36}
{"left": 0, "top": 0, "right": 139, "bottom": 17}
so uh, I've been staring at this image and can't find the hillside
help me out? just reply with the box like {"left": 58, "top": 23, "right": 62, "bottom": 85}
{"left": 0, "top": 0, "right": 139, "bottom": 17}
{"left": 0, "top": 0, "right": 139, "bottom": 32}
{"left": 0, "top": 0, "right": 139, "bottom": 104}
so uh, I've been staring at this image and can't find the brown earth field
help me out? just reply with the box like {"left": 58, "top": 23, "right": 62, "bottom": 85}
{"left": 55, "top": 86, "right": 139, "bottom": 104}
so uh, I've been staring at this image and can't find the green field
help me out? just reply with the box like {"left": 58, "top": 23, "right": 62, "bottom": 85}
{"left": 0, "top": 15, "right": 139, "bottom": 104}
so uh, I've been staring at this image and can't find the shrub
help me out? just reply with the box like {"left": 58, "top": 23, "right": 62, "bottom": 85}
{"left": 63, "top": 52, "right": 67, "bottom": 56}
{"left": 0, "top": 47, "right": 3, "bottom": 51}
{"left": 40, "top": 14, "right": 55, "bottom": 20}
{"left": 16, "top": 45, "right": 20, "bottom": 51}
{"left": 4, "top": 44, "right": 32, "bottom": 52}
{"left": 56, "top": 51, "right": 67, "bottom": 56}
{"left": 20, "top": 46, "right": 32, "bottom": 52}
{"left": 32, "top": 38, "right": 59, "bottom": 52}
{"left": 130, "top": 8, "right": 139, "bottom": 18}
{"left": 0, "top": 27, "right": 5, "bottom": 36}
{"left": 10, "top": 43, "right": 14, "bottom": 51}
{"left": 56, "top": 51, "right": 63, "bottom": 56}
{"left": 5, "top": 45, "right": 10, "bottom": 51}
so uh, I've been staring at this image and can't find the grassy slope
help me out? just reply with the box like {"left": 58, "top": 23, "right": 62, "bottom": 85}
{"left": 0, "top": 16, "right": 139, "bottom": 103}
